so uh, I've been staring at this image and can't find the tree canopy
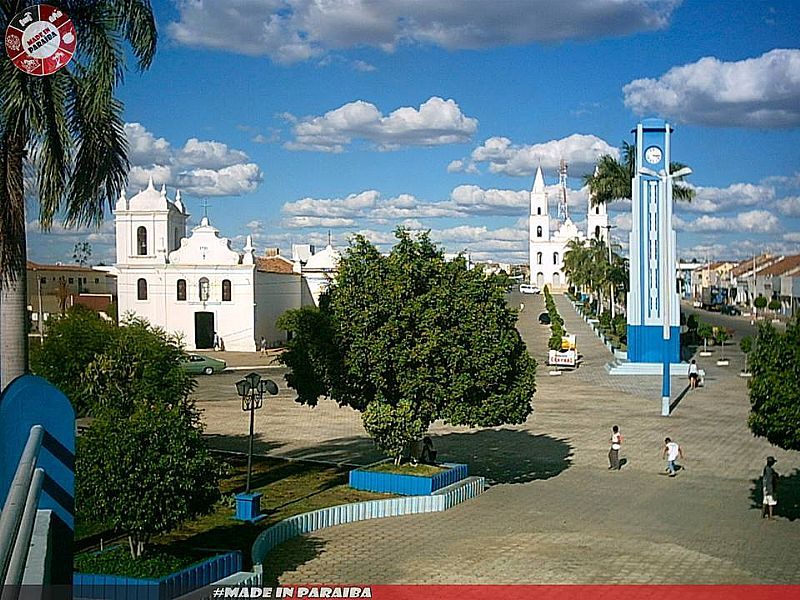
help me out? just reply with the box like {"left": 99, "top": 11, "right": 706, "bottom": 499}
{"left": 747, "top": 319, "right": 800, "bottom": 451}
{"left": 1, "top": 0, "right": 157, "bottom": 388}
{"left": 278, "top": 229, "right": 537, "bottom": 461}
{"left": 33, "top": 308, "right": 222, "bottom": 558}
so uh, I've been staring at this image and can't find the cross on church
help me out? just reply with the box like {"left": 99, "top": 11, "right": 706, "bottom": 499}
{"left": 201, "top": 198, "right": 211, "bottom": 218}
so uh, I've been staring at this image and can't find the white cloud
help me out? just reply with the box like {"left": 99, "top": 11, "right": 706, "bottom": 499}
{"left": 284, "top": 97, "right": 478, "bottom": 152}
{"left": 450, "top": 185, "right": 529, "bottom": 215}
{"left": 683, "top": 210, "right": 780, "bottom": 233}
{"left": 468, "top": 134, "right": 618, "bottom": 177}
{"left": 623, "top": 49, "right": 800, "bottom": 128}
{"left": 678, "top": 182, "right": 775, "bottom": 213}
{"left": 124, "top": 123, "right": 263, "bottom": 197}
{"left": 777, "top": 196, "right": 800, "bottom": 217}
{"left": 169, "top": 0, "right": 678, "bottom": 64}
{"left": 783, "top": 232, "right": 800, "bottom": 242}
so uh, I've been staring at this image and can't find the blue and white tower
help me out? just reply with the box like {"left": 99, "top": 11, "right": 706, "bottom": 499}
{"left": 627, "top": 118, "right": 682, "bottom": 366}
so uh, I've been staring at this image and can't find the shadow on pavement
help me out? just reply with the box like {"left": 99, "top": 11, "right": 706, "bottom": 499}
{"left": 749, "top": 468, "right": 800, "bottom": 521}
{"left": 260, "top": 537, "right": 327, "bottom": 585}
{"left": 434, "top": 428, "right": 573, "bottom": 484}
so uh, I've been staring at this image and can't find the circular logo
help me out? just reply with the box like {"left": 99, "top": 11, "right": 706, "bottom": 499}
{"left": 5, "top": 5, "right": 76, "bottom": 76}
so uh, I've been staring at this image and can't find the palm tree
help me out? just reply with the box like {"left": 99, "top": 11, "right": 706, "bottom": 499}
{"left": 584, "top": 141, "right": 695, "bottom": 206}
{"left": 0, "top": 1, "right": 156, "bottom": 389}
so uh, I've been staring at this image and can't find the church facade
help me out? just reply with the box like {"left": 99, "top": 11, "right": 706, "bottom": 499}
{"left": 114, "top": 180, "right": 315, "bottom": 351}
{"left": 528, "top": 166, "right": 608, "bottom": 291}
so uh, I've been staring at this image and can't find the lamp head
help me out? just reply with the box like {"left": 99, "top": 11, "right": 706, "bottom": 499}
{"left": 235, "top": 379, "right": 250, "bottom": 397}
{"left": 259, "top": 379, "right": 279, "bottom": 396}
{"left": 638, "top": 167, "right": 659, "bottom": 178}
{"left": 245, "top": 372, "right": 261, "bottom": 390}
{"left": 671, "top": 166, "right": 692, "bottom": 178}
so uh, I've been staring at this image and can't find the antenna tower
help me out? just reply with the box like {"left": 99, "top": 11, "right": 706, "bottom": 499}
{"left": 558, "top": 159, "right": 569, "bottom": 221}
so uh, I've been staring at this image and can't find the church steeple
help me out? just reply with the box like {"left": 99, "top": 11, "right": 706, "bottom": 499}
{"left": 529, "top": 166, "right": 550, "bottom": 243}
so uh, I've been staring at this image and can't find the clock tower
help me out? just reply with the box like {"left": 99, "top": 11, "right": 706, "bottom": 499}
{"left": 627, "top": 118, "right": 680, "bottom": 364}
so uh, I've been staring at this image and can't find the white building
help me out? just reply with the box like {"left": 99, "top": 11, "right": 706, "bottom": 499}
{"left": 115, "top": 179, "right": 314, "bottom": 351}
{"left": 528, "top": 166, "right": 608, "bottom": 291}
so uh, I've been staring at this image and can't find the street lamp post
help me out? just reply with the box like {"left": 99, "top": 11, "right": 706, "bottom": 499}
{"left": 233, "top": 372, "right": 278, "bottom": 521}
{"left": 639, "top": 165, "right": 692, "bottom": 416}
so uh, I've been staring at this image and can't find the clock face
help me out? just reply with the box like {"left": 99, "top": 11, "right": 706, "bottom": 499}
{"left": 645, "top": 145, "right": 662, "bottom": 165}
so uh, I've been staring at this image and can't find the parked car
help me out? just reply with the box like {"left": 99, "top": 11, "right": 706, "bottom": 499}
{"left": 520, "top": 284, "right": 541, "bottom": 295}
{"left": 181, "top": 354, "right": 227, "bottom": 375}
{"left": 720, "top": 305, "right": 741, "bottom": 316}
{"left": 538, "top": 312, "right": 551, "bottom": 325}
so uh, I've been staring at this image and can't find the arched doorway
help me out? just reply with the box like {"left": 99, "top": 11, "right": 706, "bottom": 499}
{"left": 553, "top": 273, "right": 561, "bottom": 287}
{"left": 536, "top": 272, "right": 544, "bottom": 287}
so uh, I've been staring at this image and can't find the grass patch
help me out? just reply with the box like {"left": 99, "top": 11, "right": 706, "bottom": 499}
{"left": 75, "top": 545, "right": 212, "bottom": 579}
{"left": 366, "top": 462, "right": 445, "bottom": 476}
{"left": 75, "top": 453, "right": 394, "bottom": 575}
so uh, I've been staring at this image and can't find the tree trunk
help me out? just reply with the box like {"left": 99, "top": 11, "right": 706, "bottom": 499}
{"left": 128, "top": 536, "right": 136, "bottom": 559}
{"left": 0, "top": 128, "right": 29, "bottom": 391}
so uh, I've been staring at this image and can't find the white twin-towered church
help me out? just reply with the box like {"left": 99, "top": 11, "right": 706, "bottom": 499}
{"left": 528, "top": 165, "right": 608, "bottom": 290}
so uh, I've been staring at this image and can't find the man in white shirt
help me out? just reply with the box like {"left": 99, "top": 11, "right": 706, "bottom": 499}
{"left": 662, "top": 437, "right": 683, "bottom": 476}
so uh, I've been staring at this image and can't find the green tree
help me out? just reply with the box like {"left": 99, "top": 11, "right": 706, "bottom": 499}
{"left": 0, "top": 1, "right": 157, "bottom": 390}
{"left": 697, "top": 322, "right": 714, "bottom": 353}
{"left": 583, "top": 141, "right": 695, "bottom": 206}
{"left": 715, "top": 327, "right": 731, "bottom": 361}
{"left": 768, "top": 299, "right": 781, "bottom": 315}
{"left": 30, "top": 305, "right": 117, "bottom": 416}
{"left": 77, "top": 405, "right": 223, "bottom": 558}
{"left": 747, "top": 319, "right": 800, "bottom": 450}
{"left": 740, "top": 336, "right": 753, "bottom": 374}
{"left": 279, "top": 229, "right": 537, "bottom": 462}
{"left": 754, "top": 296, "right": 768, "bottom": 319}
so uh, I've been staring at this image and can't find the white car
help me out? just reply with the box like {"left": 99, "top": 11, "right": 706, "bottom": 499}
{"left": 519, "top": 284, "right": 540, "bottom": 295}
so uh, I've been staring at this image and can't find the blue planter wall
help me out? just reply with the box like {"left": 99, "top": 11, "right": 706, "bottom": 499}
{"left": 74, "top": 550, "right": 242, "bottom": 600}
{"left": 349, "top": 463, "right": 468, "bottom": 495}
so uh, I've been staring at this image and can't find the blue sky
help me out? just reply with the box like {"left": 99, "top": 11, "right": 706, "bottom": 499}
{"left": 27, "top": 0, "right": 800, "bottom": 266}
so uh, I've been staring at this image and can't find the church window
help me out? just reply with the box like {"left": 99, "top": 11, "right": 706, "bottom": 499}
{"left": 137, "top": 278, "right": 148, "bottom": 300}
{"left": 222, "top": 279, "right": 232, "bottom": 302}
{"left": 536, "top": 252, "right": 542, "bottom": 265}
{"left": 174, "top": 227, "right": 180, "bottom": 250}
{"left": 595, "top": 226, "right": 600, "bottom": 238}
{"left": 595, "top": 207, "right": 600, "bottom": 215}
{"left": 536, "top": 226, "right": 542, "bottom": 238}
{"left": 137, "top": 226, "right": 147, "bottom": 255}
{"left": 537, "top": 208, "right": 541, "bottom": 215}
{"left": 553, "top": 252, "right": 559, "bottom": 264}
{"left": 177, "top": 279, "right": 187, "bottom": 301}
{"left": 199, "top": 277, "right": 210, "bottom": 302}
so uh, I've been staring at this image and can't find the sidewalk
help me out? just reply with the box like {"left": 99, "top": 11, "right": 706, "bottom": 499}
{"left": 259, "top": 292, "right": 800, "bottom": 584}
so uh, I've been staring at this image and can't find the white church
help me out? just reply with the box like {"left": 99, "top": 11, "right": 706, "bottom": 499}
{"left": 114, "top": 179, "right": 337, "bottom": 351}
{"left": 528, "top": 164, "right": 608, "bottom": 290}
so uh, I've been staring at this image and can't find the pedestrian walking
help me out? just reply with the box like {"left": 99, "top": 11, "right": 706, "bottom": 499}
{"left": 608, "top": 425, "right": 623, "bottom": 470}
{"left": 662, "top": 437, "right": 683, "bottom": 476}
{"left": 688, "top": 359, "right": 700, "bottom": 389}
{"left": 519, "top": 302, "right": 525, "bottom": 312}
{"left": 259, "top": 336, "right": 268, "bottom": 356}
{"left": 762, "top": 456, "right": 779, "bottom": 519}
{"left": 213, "top": 331, "right": 220, "bottom": 351}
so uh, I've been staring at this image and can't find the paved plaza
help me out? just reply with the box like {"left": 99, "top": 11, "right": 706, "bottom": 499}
{"left": 196, "top": 294, "right": 800, "bottom": 584}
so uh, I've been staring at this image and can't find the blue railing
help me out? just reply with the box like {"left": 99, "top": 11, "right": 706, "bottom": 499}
{"left": 74, "top": 550, "right": 243, "bottom": 600}
{"left": 0, "top": 425, "right": 47, "bottom": 585}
